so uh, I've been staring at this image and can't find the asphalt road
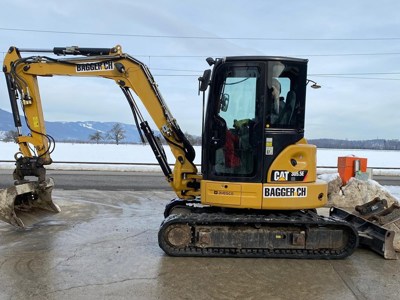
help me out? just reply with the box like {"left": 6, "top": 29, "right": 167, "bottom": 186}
{"left": 0, "top": 169, "right": 399, "bottom": 190}
{"left": 0, "top": 170, "right": 170, "bottom": 190}
{"left": 1, "top": 189, "right": 400, "bottom": 300}
{"left": 373, "top": 175, "right": 400, "bottom": 186}
{"left": 1, "top": 170, "right": 400, "bottom": 299}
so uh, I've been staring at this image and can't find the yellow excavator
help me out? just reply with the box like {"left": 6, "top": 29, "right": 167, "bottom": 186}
{"left": 0, "top": 45, "right": 361, "bottom": 259}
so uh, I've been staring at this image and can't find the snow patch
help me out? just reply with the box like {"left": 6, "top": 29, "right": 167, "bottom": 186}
{"left": 320, "top": 174, "right": 399, "bottom": 206}
{"left": 79, "top": 122, "right": 98, "bottom": 131}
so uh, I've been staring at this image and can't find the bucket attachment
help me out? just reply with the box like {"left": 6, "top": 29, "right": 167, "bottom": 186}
{"left": 0, "top": 178, "right": 60, "bottom": 228}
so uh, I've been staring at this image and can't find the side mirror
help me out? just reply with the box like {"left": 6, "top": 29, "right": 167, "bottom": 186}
{"left": 220, "top": 93, "right": 230, "bottom": 112}
{"left": 198, "top": 69, "right": 211, "bottom": 94}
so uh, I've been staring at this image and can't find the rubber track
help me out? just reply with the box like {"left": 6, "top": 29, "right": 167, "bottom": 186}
{"left": 158, "top": 211, "right": 359, "bottom": 259}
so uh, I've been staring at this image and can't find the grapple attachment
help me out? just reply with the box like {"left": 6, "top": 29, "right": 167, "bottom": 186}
{"left": 0, "top": 178, "right": 60, "bottom": 228}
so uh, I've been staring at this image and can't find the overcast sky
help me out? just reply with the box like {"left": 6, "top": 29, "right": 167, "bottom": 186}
{"left": 1, "top": 0, "right": 400, "bottom": 140}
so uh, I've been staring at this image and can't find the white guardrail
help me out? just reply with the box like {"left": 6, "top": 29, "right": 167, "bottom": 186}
{"left": 0, "top": 160, "right": 399, "bottom": 176}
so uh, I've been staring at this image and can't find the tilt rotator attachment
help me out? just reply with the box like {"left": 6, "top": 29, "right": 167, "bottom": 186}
{"left": 0, "top": 177, "right": 60, "bottom": 228}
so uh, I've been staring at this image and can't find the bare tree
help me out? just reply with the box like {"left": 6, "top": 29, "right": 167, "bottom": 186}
{"left": 106, "top": 123, "right": 126, "bottom": 145}
{"left": 89, "top": 131, "right": 104, "bottom": 144}
{"left": 184, "top": 131, "right": 202, "bottom": 146}
{"left": 3, "top": 130, "right": 18, "bottom": 143}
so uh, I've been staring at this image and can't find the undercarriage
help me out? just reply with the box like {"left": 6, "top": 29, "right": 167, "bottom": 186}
{"left": 158, "top": 200, "right": 359, "bottom": 259}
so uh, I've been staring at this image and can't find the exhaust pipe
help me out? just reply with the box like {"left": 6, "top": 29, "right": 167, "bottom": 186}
{"left": 0, "top": 178, "right": 60, "bottom": 228}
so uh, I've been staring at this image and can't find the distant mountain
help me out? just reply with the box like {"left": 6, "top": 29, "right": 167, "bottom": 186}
{"left": 0, "top": 108, "right": 145, "bottom": 143}
{"left": 3, "top": 109, "right": 398, "bottom": 149}
{"left": 309, "top": 138, "right": 400, "bottom": 150}
{"left": 0, "top": 108, "right": 18, "bottom": 132}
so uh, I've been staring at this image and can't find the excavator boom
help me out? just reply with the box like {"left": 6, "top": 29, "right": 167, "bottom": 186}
{"left": 1, "top": 45, "right": 200, "bottom": 228}
{"left": 3, "top": 45, "right": 201, "bottom": 195}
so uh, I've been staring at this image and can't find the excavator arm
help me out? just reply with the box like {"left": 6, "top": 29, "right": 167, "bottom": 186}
{"left": 3, "top": 45, "right": 201, "bottom": 200}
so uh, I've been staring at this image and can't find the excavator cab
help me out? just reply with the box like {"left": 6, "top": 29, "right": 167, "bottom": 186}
{"left": 200, "top": 57, "right": 327, "bottom": 210}
{"left": 203, "top": 57, "right": 306, "bottom": 178}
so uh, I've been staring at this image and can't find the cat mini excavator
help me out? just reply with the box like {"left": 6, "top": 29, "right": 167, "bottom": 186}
{"left": 1, "top": 45, "right": 360, "bottom": 259}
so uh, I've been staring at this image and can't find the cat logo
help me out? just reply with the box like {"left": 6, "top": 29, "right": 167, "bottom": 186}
{"left": 273, "top": 171, "right": 290, "bottom": 181}
{"left": 271, "top": 170, "right": 308, "bottom": 182}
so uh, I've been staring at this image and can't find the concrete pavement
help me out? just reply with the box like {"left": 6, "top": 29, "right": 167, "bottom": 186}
{"left": 1, "top": 189, "right": 399, "bottom": 300}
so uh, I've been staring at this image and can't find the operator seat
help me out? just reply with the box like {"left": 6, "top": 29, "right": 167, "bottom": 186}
{"left": 279, "top": 91, "right": 296, "bottom": 125}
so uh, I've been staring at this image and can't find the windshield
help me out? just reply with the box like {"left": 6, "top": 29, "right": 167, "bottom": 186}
{"left": 218, "top": 67, "right": 259, "bottom": 127}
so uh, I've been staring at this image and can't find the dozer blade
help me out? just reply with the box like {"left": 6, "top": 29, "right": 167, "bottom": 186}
{"left": 330, "top": 207, "right": 397, "bottom": 260}
{"left": 0, "top": 178, "right": 60, "bottom": 228}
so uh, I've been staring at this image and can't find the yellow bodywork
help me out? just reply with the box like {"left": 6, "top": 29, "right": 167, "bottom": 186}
{"left": 201, "top": 140, "right": 327, "bottom": 210}
{"left": 201, "top": 180, "right": 327, "bottom": 210}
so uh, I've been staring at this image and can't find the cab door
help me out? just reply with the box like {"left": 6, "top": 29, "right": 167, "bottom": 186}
{"left": 201, "top": 61, "right": 265, "bottom": 208}
{"left": 203, "top": 61, "right": 265, "bottom": 182}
